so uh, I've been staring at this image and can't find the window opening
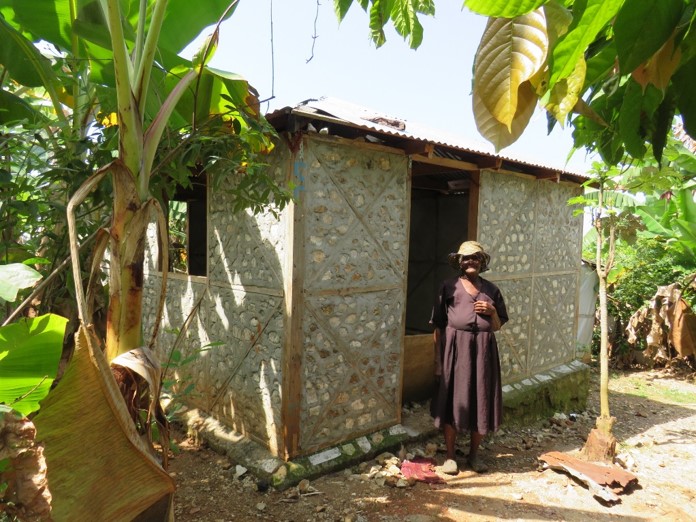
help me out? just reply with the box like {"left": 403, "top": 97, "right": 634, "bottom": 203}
{"left": 164, "top": 176, "right": 207, "bottom": 276}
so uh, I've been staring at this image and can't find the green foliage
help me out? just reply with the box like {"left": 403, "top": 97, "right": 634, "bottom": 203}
{"left": 464, "top": 0, "right": 547, "bottom": 18}
{"left": 335, "top": 0, "right": 435, "bottom": 49}
{"left": 336, "top": 0, "right": 696, "bottom": 166}
{"left": 160, "top": 337, "right": 223, "bottom": 422}
{"left": 0, "top": 263, "right": 42, "bottom": 302}
{"left": 637, "top": 187, "right": 696, "bottom": 265}
{"left": 605, "top": 238, "right": 695, "bottom": 351}
{"left": 0, "top": 313, "right": 68, "bottom": 416}
{"left": 1, "top": 0, "right": 293, "bottom": 329}
{"left": 0, "top": 118, "right": 115, "bottom": 322}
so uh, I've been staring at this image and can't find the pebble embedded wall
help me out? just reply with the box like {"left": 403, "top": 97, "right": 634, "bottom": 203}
{"left": 143, "top": 148, "right": 291, "bottom": 453}
{"left": 296, "top": 136, "right": 409, "bottom": 454}
{"left": 477, "top": 170, "right": 583, "bottom": 382}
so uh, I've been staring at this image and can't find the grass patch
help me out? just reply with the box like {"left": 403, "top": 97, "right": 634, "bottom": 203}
{"left": 610, "top": 373, "right": 696, "bottom": 405}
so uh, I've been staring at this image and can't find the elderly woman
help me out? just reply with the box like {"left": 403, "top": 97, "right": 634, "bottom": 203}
{"left": 431, "top": 241, "right": 508, "bottom": 474}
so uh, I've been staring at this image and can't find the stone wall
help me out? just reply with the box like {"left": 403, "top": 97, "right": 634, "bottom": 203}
{"left": 143, "top": 145, "right": 291, "bottom": 454}
{"left": 477, "top": 170, "right": 583, "bottom": 383}
{"left": 296, "top": 136, "right": 410, "bottom": 454}
{"left": 143, "top": 136, "right": 410, "bottom": 457}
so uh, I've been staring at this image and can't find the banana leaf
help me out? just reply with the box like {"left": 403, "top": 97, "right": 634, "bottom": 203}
{"left": 33, "top": 325, "right": 175, "bottom": 521}
{"left": 0, "top": 313, "right": 67, "bottom": 416}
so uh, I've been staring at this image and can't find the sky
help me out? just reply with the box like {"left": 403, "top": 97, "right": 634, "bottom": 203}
{"left": 184, "top": 1, "right": 596, "bottom": 174}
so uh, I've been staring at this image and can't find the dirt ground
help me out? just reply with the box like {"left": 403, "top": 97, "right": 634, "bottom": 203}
{"left": 169, "top": 366, "right": 696, "bottom": 522}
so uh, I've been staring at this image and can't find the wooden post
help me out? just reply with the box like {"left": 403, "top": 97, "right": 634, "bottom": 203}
{"left": 280, "top": 137, "right": 306, "bottom": 460}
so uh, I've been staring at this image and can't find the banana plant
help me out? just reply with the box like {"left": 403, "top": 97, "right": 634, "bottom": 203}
{"left": 0, "top": 263, "right": 67, "bottom": 522}
{"left": 1, "top": 0, "right": 286, "bottom": 517}
{"left": 638, "top": 187, "right": 696, "bottom": 265}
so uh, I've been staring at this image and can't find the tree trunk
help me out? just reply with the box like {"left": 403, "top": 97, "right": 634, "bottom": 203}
{"left": 583, "top": 196, "right": 617, "bottom": 462}
{"left": 105, "top": 163, "right": 147, "bottom": 362}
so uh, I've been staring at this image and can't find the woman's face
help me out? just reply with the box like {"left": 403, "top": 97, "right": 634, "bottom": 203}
{"left": 459, "top": 254, "right": 481, "bottom": 277}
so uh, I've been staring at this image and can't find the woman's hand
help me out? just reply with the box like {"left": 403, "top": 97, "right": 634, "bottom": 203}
{"left": 474, "top": 300, "right": 496, "bottom": 316}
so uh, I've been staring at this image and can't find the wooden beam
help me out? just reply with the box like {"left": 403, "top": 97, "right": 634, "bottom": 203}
{"left": 537, "top": 172, "right": 561, "bottom": 182}
{"left": 477, "top": 156, "right": 503, "bottom": 169}
{"left": 411, "top": 153, "right": 479, "bottom": 171}
{"left": 402, "top": 141, "right": 434, "bottom": 156}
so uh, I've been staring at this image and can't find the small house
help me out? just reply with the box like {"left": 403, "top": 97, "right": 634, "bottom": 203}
{"left": 143, "top": 97, "right": 589, "bottom": 462}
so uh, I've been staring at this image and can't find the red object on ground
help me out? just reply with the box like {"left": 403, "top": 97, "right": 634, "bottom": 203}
{"left": 400, "top": 457, "right": 445, "bottom": 484}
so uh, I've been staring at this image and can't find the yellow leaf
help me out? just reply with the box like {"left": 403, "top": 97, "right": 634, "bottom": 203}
{"left": 631, "top": 35, "right": 681, "bottom": 92}
{"left": 529, "top": 64, "right": 549, "bottom": 96}
{"left": 473, "top": 9, "right": 549, "bottom": 129}
{"left": 474, "top": 80, "right": 538, "bottom": 152}
{"left": 33, "top": 326, "right": 175, "bottom": 521}
{"left": 545, "top": 57, "right": 587, "bottom": 126}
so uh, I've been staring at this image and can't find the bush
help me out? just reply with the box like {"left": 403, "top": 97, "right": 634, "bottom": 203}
{"left": 599, "top": 238, "right": 696, "bottom": 354}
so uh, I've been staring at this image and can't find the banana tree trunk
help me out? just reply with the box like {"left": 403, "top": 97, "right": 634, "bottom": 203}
{"left": 105, "top": 165, "right": 146, "bottom": 362}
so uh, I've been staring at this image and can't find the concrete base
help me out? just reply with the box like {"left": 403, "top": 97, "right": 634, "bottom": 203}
{"left": 501, "top": 360, "right": 590, "bottom": 426}
{"left": 178, "top": 360, "right": 590, "bottom": 490}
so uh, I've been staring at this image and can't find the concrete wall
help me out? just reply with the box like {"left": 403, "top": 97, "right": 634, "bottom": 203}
{"left": 477, "top": 170, "right": 583, "bottom": 382}
{"left": 295, "top": 136, "right": 410, "bottom": 454}
{"left": 144, "top": 135, "right": 410, "bottom": 458}
{"left": 143, "top": 145, "right": 292, "bottom": 454}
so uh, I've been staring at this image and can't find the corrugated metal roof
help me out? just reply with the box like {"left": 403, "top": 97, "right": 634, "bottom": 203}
{"left": 267, "top": 96, "right": 588, "bottom": 178}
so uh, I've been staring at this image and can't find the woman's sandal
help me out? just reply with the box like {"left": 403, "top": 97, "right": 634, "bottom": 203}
{"left": 467, "top": 455, "right": 489, "bottom": 473}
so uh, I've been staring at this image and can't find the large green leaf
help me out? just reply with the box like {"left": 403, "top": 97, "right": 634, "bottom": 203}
{"left": 584, "top": 40, "right": 617, "bottom": 89}
{"left": 159, "top": 0, "right": 239, "bottom": 54}
{"left": 335, "top": 0, "right": 356, "bottom": 21}
{"left": 636, "top": 207, "right": 672, "bottom": 237}
{"left": 368, "top": 0, "right": 391, "bottom": 47}
{"left": 619, "top": 80, "right": 663, "bottom": 159}
{"left": 391, "top": 0, "right": 425, "bottom": 49}
{"left": 673, "top": 57, "right": 696, "bottom": 139}
{"left": 0, "top": 263, "right": 42, "bottom": 302}
{"left": 613, "top": 0, "right": 684, "bottom": 74}
{"left": 0, "top": 314, "right": 67, "bottom": 416}
{"left": 0, "top": 14, "right": 55, "bottom": 88}
{"left": 549, "top": 0, "right": 624, "bottom": 88}
{"left": 464, "top": 0, "right": 547, "bottom": 18}
{"left": 674, "top": 186, "right": 696, "bottom": 224}
{"left": 162, "top": 65, "right": 255, "bottom": 131}
{"left": 473, "top": 8, "right": 548, "bottom": 129}
{"left": 0, "top": 0, "right": 74, "bottom": 50}
{"left": 0, "top": 89, "right": 41, "bottom": 125}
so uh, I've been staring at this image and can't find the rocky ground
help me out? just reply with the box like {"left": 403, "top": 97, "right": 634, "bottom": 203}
{"left": 169, "top": 365, "right": 696, "bottom": 521}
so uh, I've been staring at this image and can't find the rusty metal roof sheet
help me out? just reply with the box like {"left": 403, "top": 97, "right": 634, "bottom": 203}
{"left": 266, "top": 96, "right": 588, "bottom": 179}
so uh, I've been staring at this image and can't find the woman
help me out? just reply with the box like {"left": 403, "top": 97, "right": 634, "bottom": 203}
{"left": 431, "top": 241, "right": 508, "bottom": 474}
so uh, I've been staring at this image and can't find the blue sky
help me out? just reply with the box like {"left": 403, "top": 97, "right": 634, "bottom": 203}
{"left": 185, "top": 1, "right": 596, "bottom": 173}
